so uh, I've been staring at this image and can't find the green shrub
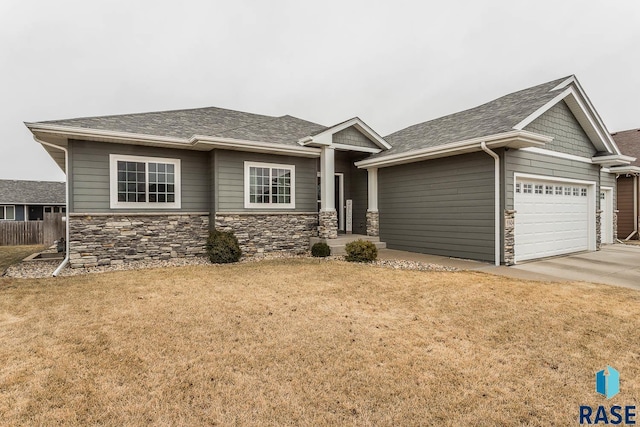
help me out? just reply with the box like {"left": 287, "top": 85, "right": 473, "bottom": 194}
{"left": 311, "top": 242, "right": 331, "bottom": 257}
{"left": 206, "top": 230, "right": 242, "bottom": 264}
{"left": 344, "top": 239, "right": 378, "bottom": 263}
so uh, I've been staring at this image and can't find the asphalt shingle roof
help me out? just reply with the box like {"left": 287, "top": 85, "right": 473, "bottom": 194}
{"left": 378, "top": 76, "right": 571, "bottom": 158}
{"left": 40, "top": 106, "right": 327, "bottom": 145}
{"left": 0, "top": 180, "right": 65, "bottom": 205}
{"left": 612, "top": 128, "right": 640, "bottom": 167}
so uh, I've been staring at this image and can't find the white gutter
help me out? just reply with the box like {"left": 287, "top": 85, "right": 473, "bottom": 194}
{"left": 34, "top": 137, "right": 69, "bottom": 277}
{"left": 354, "top": 130, "right": 551, "bottom": 169}
{"left": 480, "top": 142, "right": 501, "bottom": 267}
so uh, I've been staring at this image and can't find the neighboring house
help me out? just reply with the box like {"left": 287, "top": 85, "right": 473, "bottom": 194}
{"left": 0, "top": 180, "right": 66, "bottom": 221}
{"left": 610, "top": 128, "right": 640, "bottom": 240}
{"left": 25, "top": 75, "right": 632, "bottom": 268}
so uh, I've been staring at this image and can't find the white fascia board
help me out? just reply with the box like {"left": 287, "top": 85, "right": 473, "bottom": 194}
{"left": 513, "top": 88, "right": 573, "bottom": 130}
{"left": 609, "top": 165, "right": 640, "bottom": 175}
{"left": 26, "top": 123, "right": 190, "bottom": 146}
{"left": 298, "top": 117, "right": 391, "bottom": 150}
{"left": 520, "top": 147, "right": 593, "bottom": 164}
{"left": 354, "top": 131, "right": 551, "bottom": 169}
{"left": 332, "top": 143, "right": 381, "bottom": 154}
{"left": 193, "top": 136, "right": 321, "bottom": 157}
{"left": 590, "top": 154, "right": 635, "bottom": 166}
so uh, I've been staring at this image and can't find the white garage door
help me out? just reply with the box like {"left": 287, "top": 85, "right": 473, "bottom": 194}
{"left": 514, "top": 178, "right": 590, "bottom": 262}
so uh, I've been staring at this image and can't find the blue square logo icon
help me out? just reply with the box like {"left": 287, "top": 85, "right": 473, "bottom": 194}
{"left": 595, "top": 366, "right": 620, "bottom": 399}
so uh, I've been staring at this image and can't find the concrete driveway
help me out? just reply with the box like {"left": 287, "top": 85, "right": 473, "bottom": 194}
{"left": 378, "top": 244, "right": 640, "bottom": 290}
{"left": 488, "top": 244, "right": 640, "bottom": 289}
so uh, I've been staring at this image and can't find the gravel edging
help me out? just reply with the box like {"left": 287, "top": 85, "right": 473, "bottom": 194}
{"left": 3, "top": 253, "right": 458, "bottom": 279}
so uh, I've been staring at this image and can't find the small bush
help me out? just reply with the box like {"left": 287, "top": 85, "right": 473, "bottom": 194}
{"left": 344, "top": 239, "right": 378, "bottom": 263}
{"left": 206, "top": 230, "right": 242, "bottom": 264}
{"left": 311, "top": 242, "right": 331, "bottom": 257}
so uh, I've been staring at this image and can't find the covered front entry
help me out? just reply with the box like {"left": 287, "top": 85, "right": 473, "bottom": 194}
{"left": 514, "top": 175, "right": 595, "bottom": 262}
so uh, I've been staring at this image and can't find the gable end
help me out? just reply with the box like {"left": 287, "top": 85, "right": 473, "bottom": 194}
{"left": 524, "top": 101, "right": 596, "bottom": 158}
{"left": 332, "top": 126, "right": 380, "bottom": 150}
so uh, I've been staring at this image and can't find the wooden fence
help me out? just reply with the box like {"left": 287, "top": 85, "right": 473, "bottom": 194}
{"left": 0, "top": 213, "right": 66, "bottom": 246}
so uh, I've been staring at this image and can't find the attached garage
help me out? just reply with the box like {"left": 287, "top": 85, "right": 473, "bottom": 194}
{"left": 514, "top": 174, "right": 596, "bottom": 262}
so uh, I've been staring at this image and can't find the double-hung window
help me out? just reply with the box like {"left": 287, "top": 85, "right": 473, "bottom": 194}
{"left": 244, "top": 161, "right": 295, "bottom": 209}
{"left": 109, "top": 154, "right": 181, "bottom": 209}
{"left": 0, "top": 205, "right": 15, "bottom": 220}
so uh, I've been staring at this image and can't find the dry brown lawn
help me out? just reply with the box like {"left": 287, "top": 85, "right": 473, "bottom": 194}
{"left": 0, "top": 245, "right": 44, "bottom": 273}
{"left": 1, "top": 259, "right": 639, "bottom": 426}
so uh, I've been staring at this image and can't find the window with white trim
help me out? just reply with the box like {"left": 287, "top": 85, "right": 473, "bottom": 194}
{"left": 0, "top": 205, "right": 15, "bottom": 220}
{"left": 581, "top": 188, "right": 588, "bottom": 197}
{"left": 515, "top": 183, "right": 521, "bottom": 193}
{"left": 109, "top": 154, "right": 181, "bottom": 209}
{"left": 545, "top": 185, "right": 553, "bottom": 195}
{"left": 244, "top": 161, "right": 295, "bottom": 209}
{"left": 535, "top": 184, "right": 543, "bottom": 194}
{"left": 555, "top": 186, "right": 563, "bottom": 195}
{"left": 572, "top": 187, "right": 579, "bottom": 197}
{"left": 523, "top": 183, "right": 532, "bottom": 194}
{"left": 564, "top": 187, "right": 572, "bottom": 196}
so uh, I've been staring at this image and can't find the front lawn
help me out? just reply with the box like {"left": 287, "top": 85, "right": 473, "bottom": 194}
{"left": 0, "top": 260, "right": 638, "bottom": 425}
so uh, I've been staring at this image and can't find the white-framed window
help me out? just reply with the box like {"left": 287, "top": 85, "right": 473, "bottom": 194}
{"left": 581, "top": 188, "right": 588, "bottom": 197}
{"left": 564, "top": 187, "right": 572, "bottom": 196}
{"left": 523, "top": 183, "right": 532, "bottom": 194}
{"left": 244, "top": 161, "right": 295, "bottom": 209}
{"left": 535, "top": 184, "right": 543, "bottom": 194}
{"left": 545, "top": 185, "right": 553, "bottom": 195}
{"left": 109, "top": 154, "right": 181, "bottom": 209}
{"left": 515, "top": 183, "right": 521, "bottom": 193}
{"left": 555, "top": 186, "right": 563, "bottom": 195}
{"left": 572, "top": 187, "right": 579, "bottom": 197}
{"left": 0, "top": 205, "right": 15, "bottom": 220}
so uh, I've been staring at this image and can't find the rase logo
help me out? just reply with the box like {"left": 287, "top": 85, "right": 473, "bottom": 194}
{"left": 579, "top": 366, "right": 636, "bottom": 425}
{"left": 596, "top": 366, "right": 620, "bottom": 399}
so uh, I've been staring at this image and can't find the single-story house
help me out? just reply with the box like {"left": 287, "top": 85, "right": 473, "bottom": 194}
{"left": 0, "top": 180, "right": 66, "bottom": 221}
{"left": 610, "top": 128, "right": 640, "bottom": 240}
{"left": 25, "top": 74, "right": 632, "bottom": 269}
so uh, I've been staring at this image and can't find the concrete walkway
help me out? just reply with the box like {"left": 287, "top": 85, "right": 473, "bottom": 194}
{"left": 377, "top": 244, "right": 640, "bottom": 290}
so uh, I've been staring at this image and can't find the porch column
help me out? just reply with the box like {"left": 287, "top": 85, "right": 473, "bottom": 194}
{"left": 366, "top": 167, "right": 379, "bottom": 237}
{"left": 318, "top": 147, "right": 338, "bottom": 239}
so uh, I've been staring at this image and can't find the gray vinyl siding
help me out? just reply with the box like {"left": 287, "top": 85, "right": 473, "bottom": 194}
{"left": 333, "top": 126, "right": 379, "bottom": 150}
{"left": 524, "top": 101, "right": 596, "bottom": 157}
{"left": 379, "top": 152, "right": 495, "bottom": 262}
{"left": 69, "top": 140, "right": 210, "bottom": 213}
{"left": 214, "top": 150, "right": 317, "bottom": 212}
{"left": 504, "top": 150, "right": 601, "bottom": 211}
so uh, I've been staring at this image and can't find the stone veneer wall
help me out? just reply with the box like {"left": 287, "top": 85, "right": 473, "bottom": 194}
{"left": 366, "top": 211, "right": 379, "bottom": 237}
{"left": 69, "top": 213, "right": 209, "bottom": 268}
{"left": 596, "top": 210, "right": 602, "bottom": 250}
{"left": 214, "top": 212, "right": 318, "bottom": 256}
{"left": 503, "top": 210, "right": 516, "bottom": 265}
{"left": 613, "top": 210, "right": 618, "bottom": 241}
{"left": 318, "top": 210, "right": 338, "bottom": 239}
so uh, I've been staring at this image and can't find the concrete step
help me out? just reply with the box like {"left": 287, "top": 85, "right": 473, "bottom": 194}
{"left": 310, "top": 235, "right": 386, "bottom": 256}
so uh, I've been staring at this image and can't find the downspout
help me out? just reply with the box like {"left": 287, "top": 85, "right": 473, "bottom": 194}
{"left": 34, "top": 137, "right": 69, "bottom": 276}
{"left": 480, "top": 142, "right": 500, "bottom": 266}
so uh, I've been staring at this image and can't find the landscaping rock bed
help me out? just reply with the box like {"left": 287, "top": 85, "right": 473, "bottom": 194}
{"left": 3, "top": 253, "right": 458, "bottom": 279}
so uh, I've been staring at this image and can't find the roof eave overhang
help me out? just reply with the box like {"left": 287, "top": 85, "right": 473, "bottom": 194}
{"left": 609, "top": 165, "right": 640, "bottom": 175}
{"left": 354, "top": 130, "right": 552, "bottom": 169}
{"left": 25, "top": 123, "right": 322, "bottom": 158}
{"left": 298, "top": 117, "right": 391, "bottom": 151}
{"left": 591, "top": 154, "right": 636, "bottom": 167}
